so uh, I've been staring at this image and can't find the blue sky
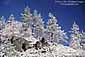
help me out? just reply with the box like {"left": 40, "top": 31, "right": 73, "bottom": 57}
{"left": 0, "top": 0, "right": 85, "bottom": 32}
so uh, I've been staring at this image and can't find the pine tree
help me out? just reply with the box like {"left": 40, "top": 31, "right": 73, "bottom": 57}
{"left": 80, "top": 31, "right": 85, "bottom": 50}
{"left": 21, "top": 6, "right": 32, "bottom": 28}
{"left": 6, "top": 14, "right": 22, "bottom": 35}
{"left": 46, "top": 13, "right": 57, "bottom": 42}
{"left": 0, "top": 16, "right": 6, "bottom": 43}
{"left": 46, "top": 12, "right": 68, "bottom": 44}
{"left": 59, "top": 30, "right": 69, "bottom": 45}
{"left": 2, "top": 14, "right": 20, "bottom": 41}
{"left": 69, "top": 22, "right": 81, "bottom": 49}
{"left": 32, "top": 10, "right": 45, "bottom": 40}
{"left": 9, "top": 14, "right": 15, "bottom": 21}
{"left": 0, "top": 16, "right": 5, "bottom": 30}
{"left": 5, "top": 14, "right": 15, "bottom": 35}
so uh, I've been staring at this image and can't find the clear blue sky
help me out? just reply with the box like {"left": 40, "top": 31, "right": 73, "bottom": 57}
{"left": 0, "top": 0, "right": 85, "bottom": 32}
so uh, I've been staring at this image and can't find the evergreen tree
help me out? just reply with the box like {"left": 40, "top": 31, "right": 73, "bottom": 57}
{"left": 0, "top": 16, "right": 5, "bottom": 30}
{"left": 3, "top": 14, "right": 21, "bottom": 41}
{"left": 5, "top": 14, "right": 15, "bottom": 35}
{"left": 69, "top": 22, "right": 81, "bottom": 49}
{"left": 32, "top": 10, "right": 45, "bottom": 39}
{"left": 6, "top": 14, "right": 22, "bottom": 36}
{"left": 46, "top": 12, "right": 57, "bottom": 42}
{"left": 59, "top": 30, "right": 69, "bottom": 45}
{"left": 0, "top": 16, "right": 6, "bottom": 43}
{"left": 9, "top": 14, "right": 15, "bottom": 21}
{"left": 21, "top": 6, "right": 32, "bottom": 28}
{"left": 46, "top": 13, "right": 68, "bottom": 44}
{"left": 80, "top": 31, "right": 85, "bottom": 50}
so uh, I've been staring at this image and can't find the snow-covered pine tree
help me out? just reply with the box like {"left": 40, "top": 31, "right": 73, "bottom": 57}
{"left": 9, "top": 14, "right": 15, "bottom": 21}
{"left": 0, "top": 16, "right": 6, "bottom": 44}
{"left": 0, "top": 16, "right": 6, "bottom": 42}
{"left": 32, "top": 10, "right": 45, "bottom": 40}
{"left": 60, "top": 30, "right": 69, "bottom": 45}
{"left": 46, "top": 12, "right": 58, "bottom": 42}
{"left": 5, "top": 14, "right": 22, "bottom": 36}
{"left": 0, "top": 16, "right": 5, "bottom": 30}
{"left": 80, "top": 31, "right": 85, "bottom": 50}
{"left": 47, "top": 12, "right": 57, "bottom": 32}
{"left": 21, "top": 6, "right": 32, "bottom": 28}
{"left": 46, "top": 12, "right": 68, "bottom": 44}
{"left": 69, "top": 22, "right": 81, "bottom": 49}
{"left": 4, "top": 14, "right": 15, "bottom": 36}
{"left": 2, "top": 14, "right": 22, "bottom": 41}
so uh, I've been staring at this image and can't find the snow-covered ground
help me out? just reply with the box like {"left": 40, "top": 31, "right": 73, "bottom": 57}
{"left": 15, "top": 44, "right": 81, "bottom": 57}
{"left": 0, "top": 36, "right": 83, "bottom": 57}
